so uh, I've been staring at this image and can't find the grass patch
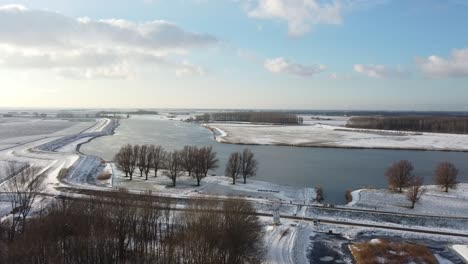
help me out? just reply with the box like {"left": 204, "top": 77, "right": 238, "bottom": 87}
{"left": 97, "top": 172, "right": 112, "bottom": 181}
{"left": 350, "top": 239, "right": 437, "bottom": 264}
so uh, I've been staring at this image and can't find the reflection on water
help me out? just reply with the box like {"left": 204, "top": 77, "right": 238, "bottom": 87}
{"left": 81, "top": 116, "right": 468, "bottom": 204}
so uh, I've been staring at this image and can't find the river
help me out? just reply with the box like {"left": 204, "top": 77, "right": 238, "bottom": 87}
{"left": 81, "top": 116, "right": 468, "bottom": 204}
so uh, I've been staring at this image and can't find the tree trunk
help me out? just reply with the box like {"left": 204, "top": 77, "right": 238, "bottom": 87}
{"left": 232, "top": 176, "right": 236, "bottom": 185}
{"left": 197, "top": 178, "right": 201, "bottom": 186}
{"left": 445, "top": 186, "right": 448, "bottom": 192}
{"left": 243, "top": 176, "right": 247, "bottom": 184}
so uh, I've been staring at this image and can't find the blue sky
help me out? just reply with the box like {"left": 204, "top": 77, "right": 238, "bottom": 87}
{"left": 0, "top": 0, "right": 467, "bottom": 110}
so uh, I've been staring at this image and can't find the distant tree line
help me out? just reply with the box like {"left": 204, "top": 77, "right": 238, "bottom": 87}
{"left": 193, "top": 112, "right": 304, "bottom": 125}
{"left": 0, "top": 191, "right": 264, "bottom": 264}
{"left": 96, "top": 110, "right": 159, "bottom": 118}
{"left": 346, "top": 116, "right": 468, "bottom": 134}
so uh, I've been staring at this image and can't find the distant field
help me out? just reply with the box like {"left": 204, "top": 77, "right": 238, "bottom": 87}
{"left": 0, "top": 119, "right": 80, "bottom": 140}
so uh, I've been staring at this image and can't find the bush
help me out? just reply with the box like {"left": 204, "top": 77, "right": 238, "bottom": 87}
{"left": 345, "top": 189, "right": 353, "bottom": 204}
{"left": 97, "top": 172, "right": 112, "bottom": 180}
{"left": 350, "top": 239, "right": 438, "bottom": 264}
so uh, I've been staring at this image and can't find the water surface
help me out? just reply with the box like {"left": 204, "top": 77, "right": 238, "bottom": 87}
{"left": 81, "top": 116, "right": 468, "bottom": 204}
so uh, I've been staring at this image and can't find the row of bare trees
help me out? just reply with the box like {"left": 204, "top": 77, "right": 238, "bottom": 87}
{"left": 114, "top": 145, "right": 219, "bottom": 186}
{"left": 385, "top": 160, "right": 459, "bottom": 208}
{"left": 0, "top": 190, "right": 264, "bottom": 264}
{"left": 225, "top": 149, "right": 258, "bottom": 185}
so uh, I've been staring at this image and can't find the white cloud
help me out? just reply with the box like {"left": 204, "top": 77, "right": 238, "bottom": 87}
{"left": 0, "top": 5, "right": 218, "bottom": 79}
{"left": 354, "top": 64, "right": 410, "bottom": 79}
{"left": 175, "top": 61, "right": 206, "bottom": 77}
{"left": 417, "top": 48, "right": 468, "bottom": 78}
{"left": 248, "top": 0, "right": 342, "bottom": 36}
{"left": 247, "top": 0, "right": 385, "bottom": 36}
{"left": 264, "top": 57, "right": 326, "bottom": 77}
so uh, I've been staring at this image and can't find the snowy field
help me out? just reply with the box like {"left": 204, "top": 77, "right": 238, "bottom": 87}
{"left": 111, "top": 165, "right": 315, "bottom": 203}
{"left": 0, "top": 118, "right": 96, "bottom": 151}
{"left": 0, "top": 118, "right": 88, "bottom": 140}
{"left": 348, "top": 184, "right": 468, "bottom": 217}
{"left": 206, "top": 122, "right": 468, "bottom": 151}
{"left": 452, "top": 245, "right": 468, "bottom": 262}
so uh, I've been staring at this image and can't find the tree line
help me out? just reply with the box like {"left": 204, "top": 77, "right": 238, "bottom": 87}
{"left": 0, "top": 190, "right": 264, "bottom": 264}
{"left": 115, "top": 145, "right": 258, "bottom": 186}
{"left": 346, "top": 116, "right": 468, "bottom": 134}
{"left": 193, "top": 112, "right": 304, "bottom": 125}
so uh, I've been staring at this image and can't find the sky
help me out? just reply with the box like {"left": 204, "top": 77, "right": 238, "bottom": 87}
{"left": 0, "top": 0, "right": 467, "bottom": 110}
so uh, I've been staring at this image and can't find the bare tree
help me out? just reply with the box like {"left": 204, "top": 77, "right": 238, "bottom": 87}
{"left": 114, "top": 146, "right": 128, "bottom": 177}
{"left": 137, "top": 144, "right": 148, "bottom": 178}
{"left": 385, "top": 160, "right": 414, "bottom": 192}
{"left": 221, "top": 199, "right": 265, "bottom": 264}
{"left": 435, "top": 162, "right": 459, "bottom": 192}
{"left": 240, "top": 148, "right": 258, "bottom": 184}
{"left": 114, "top": 144, "right": 136, "bottom": 180}
{"left": 193, "top": 146, "right": 219, "bottom": 186}
{"left": 143, "top": 145, "right": 154, "bottom": 180}
{"left": 164, "top": 150, "right": 183, "bottom": 187}
{"left": 2, "top": 165, "right": 44, "bottom": 240}
{"left": 132, "top": 145, "right": 141, "bottom": 177}
{"left": 180, "top": 146, "right": 197, "bottom": 177}
{"left": 149, "top": 145, "right": 166, "bottom": 177}
{"left": 316, "top": 187, "right": 324, "bottom": 203}
{"left": 406, "top": 176, "right": 426, "bottom": 209}
{"left": 225, "top": 152, "right": 242, "bottom": 185}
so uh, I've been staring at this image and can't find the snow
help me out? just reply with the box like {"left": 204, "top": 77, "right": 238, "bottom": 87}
{"left": 348, "top": 184, "right": 468, "bottom": 217}
{"left": 0, "top": 118, "right": 82, "bottom": 140}
{"left": 205, "top": 122, "right": 468, "bottom": 151}
{"left": 112, "top": 166, "right": 315, "bottom": 204}
{"left": 435, "top": 254, "right": 454, "bottom": 264}
{"left": 262, "top": 219, "right": 315, "bottom": 264}
{"left": 452, "top": 245, "right": 468, "bottom": 262}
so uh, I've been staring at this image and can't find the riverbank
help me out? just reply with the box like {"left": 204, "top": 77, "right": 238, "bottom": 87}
{"left": 347, "top": 183, "right": 468, "bottom": 218}
{"left": 205, "top": 123, "right": 468, "bottom": 152}
{"left": 110, "top": 164, "right": 316, "bottom": 205}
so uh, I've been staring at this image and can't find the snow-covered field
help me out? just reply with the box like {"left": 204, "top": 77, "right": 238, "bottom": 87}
{"left": 206, "top": 122, "right": 468, "bottom": 151}
{"left": 452, "top": 245, "right": 468, "bottom": 262}
{"left": 0, "top": 118, "right": 83, "bottom": 140}
{"left": 111, "top": 165, "right": 315, "bottom": 204}
{"left": 348, "top": 184, "right": 468, "bottom": 217}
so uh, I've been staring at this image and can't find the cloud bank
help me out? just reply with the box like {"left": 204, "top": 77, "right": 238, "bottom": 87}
{"left": 354, "top": 64, "right": 410, "bottom": 79}
{"left": 247, "top": 0, "right": 385, "bottom": 36}
{"left": 264, "top": 57, "right": 326, "bottom": 77}
{"left": 0, "top": 5, "right": 218, "bottom": 79}
{"left": 417, "top": 48, "right": 468, "bottom": 78}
